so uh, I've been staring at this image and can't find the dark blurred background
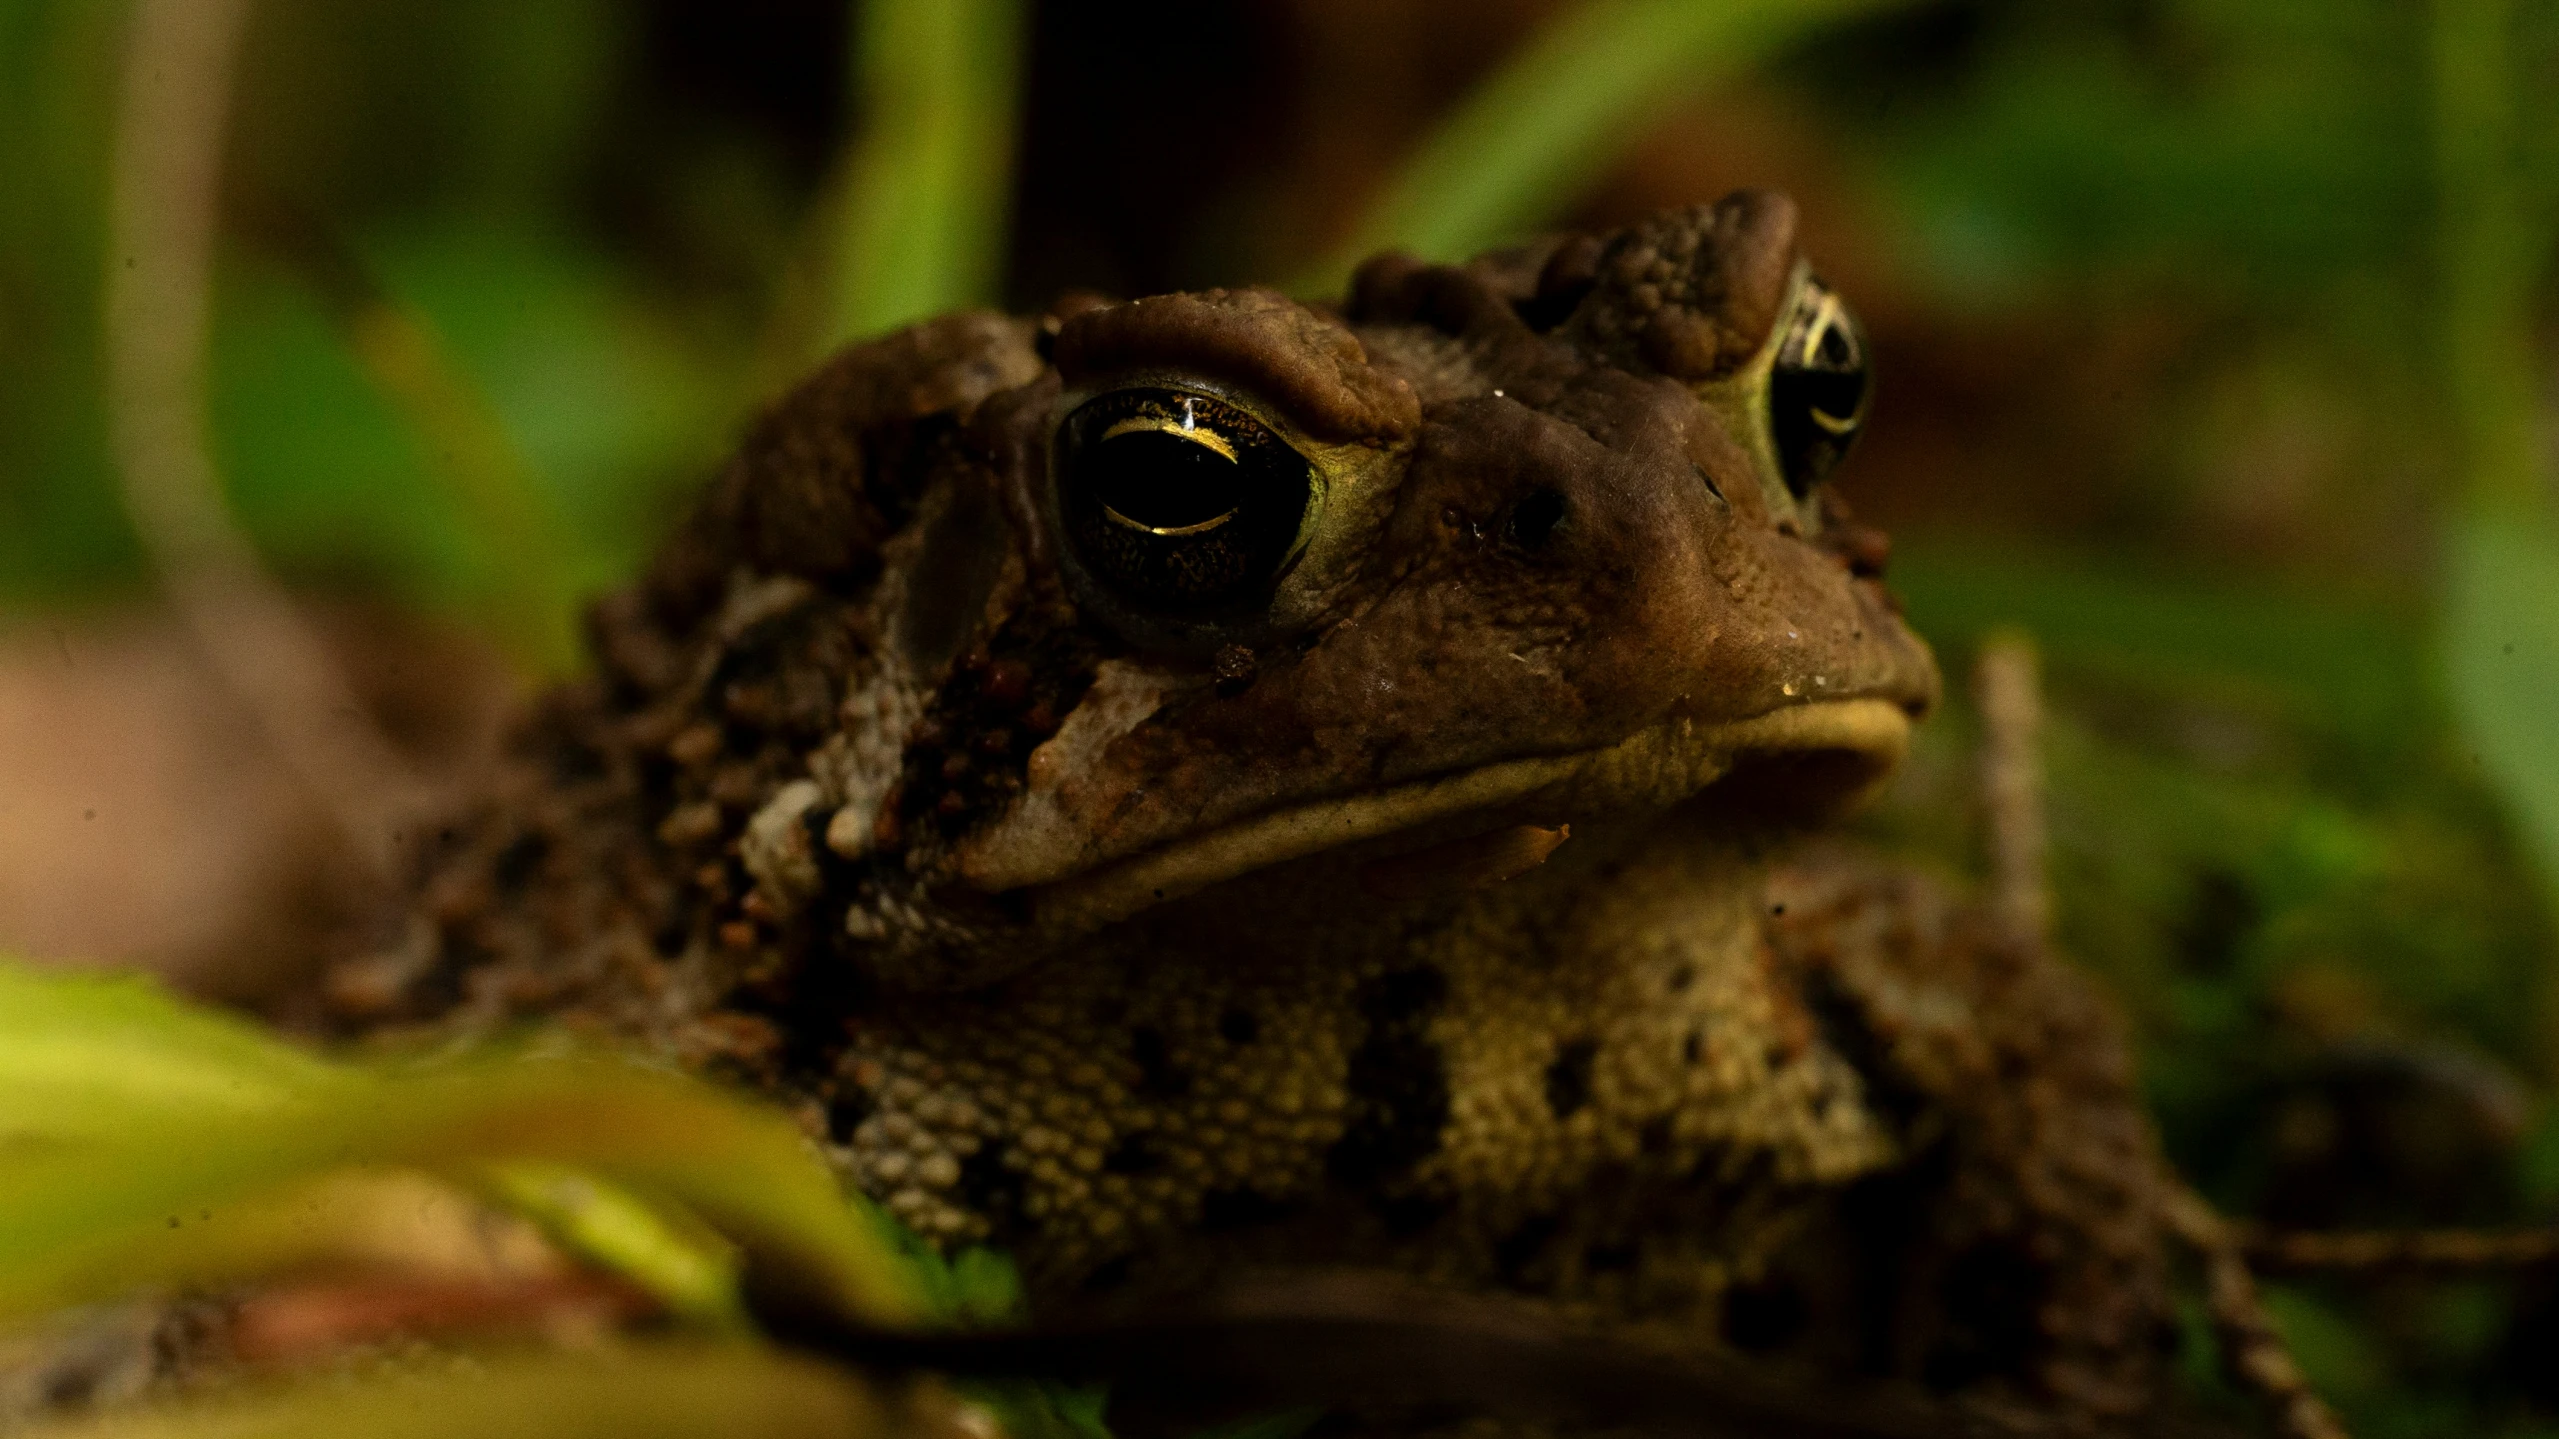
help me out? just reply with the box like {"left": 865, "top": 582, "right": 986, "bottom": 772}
{"left": 4, "top": 1, "right": 2558, "bottom": 1431}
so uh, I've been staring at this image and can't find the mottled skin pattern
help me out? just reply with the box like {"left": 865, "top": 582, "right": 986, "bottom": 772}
{"left": 328, "top": 195, "right": 2175, "bottom": 1432}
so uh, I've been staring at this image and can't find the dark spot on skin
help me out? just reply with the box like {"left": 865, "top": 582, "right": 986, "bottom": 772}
{"left": 1583, "top": 1240, "right": 1638, "bottom": 1273}
{"left": 1723, "top": 1279, "right": 1809, "bottom": 1351}
{"left": 1328, "top": 966, "right": 1451, "bottom": 1189}
{"left": 1686, "top": 1145, "right": 1770, "bottom": 1195}
{"left": 1199, "top": 1188, "right": 1303, "bottom": 1231}
{"left": 1922, "top": 1241, "right": 2050, "bottom": 1393}
{"left": 1667, "top": 964, "right": 1694, "bottom": 992}
{"left": 491, "top": 833, "right": 548, "bottom": 891}
{"left": 547, "top": 732, "right": 607, "bottom": 782}
{"left": 827, "top": 1088, "right": 873, "bottom": 1143}
{"left": 1103, "top": 1135, "right": 1164, "bottom": 1176}
{"left": 1838, "top": 1154, "right": 1948, "bottom": 1373}
{"left": 1770, "top": 903, "right": 1787, "bottom": 916}
{"left": 1683, "top": 1031, "right": 1703, "bottom": 1065}
{"left": 1363, "top": 965, "right": 1448, "bottom": 1024}
{"left": 1218, "top": 1006, "right": 1261, "bottom": 1045}
{"left": 1545, "top": 1037, "right": 1599, "bottom": 1119}
{"left": 1802, "top": 968, "right": 1925, "bottom": 1128}
{"left": 1129, "top": 1027, "right": 1191, "bottom": 1099}
{"left": 959, "top": 1143, "right": 1033, "bottom": 1244}
{"left": 1494, "top": 1213, "right": 1562, "bottom": 1287}
{"left": 1504, "top": 489, "right": 1566, "bottom": 551}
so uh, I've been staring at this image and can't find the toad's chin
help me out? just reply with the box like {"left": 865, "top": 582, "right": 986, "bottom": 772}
{"left": 996, "top": 696, "right": 1914, "bottom": 938}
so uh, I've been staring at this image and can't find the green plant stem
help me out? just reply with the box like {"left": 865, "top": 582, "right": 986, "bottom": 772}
{"left": 2430, "top": 0, "right": 2559, "bottom": 984}
{"left": 2431, "top": 0, "right": 2543, "bottom": 521}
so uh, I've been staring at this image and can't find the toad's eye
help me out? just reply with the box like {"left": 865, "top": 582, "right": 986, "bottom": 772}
{"left": 1058, "top": 388, "right": 1314, "bottom": 612}
{"left": 1768, "top": 276, "right": 1870, "bottom": 498}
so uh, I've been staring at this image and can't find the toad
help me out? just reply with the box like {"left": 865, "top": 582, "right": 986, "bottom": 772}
{"left": 332, "top": 194, "right": 2176, "bottom": 1431}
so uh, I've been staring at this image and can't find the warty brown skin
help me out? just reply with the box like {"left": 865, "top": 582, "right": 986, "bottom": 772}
{"left": 326, "top": 193, "right": 2175, "bottom": 1433}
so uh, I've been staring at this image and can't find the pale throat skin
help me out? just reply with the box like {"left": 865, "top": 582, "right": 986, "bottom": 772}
{"left": 341, "top": 192, "right": 2174, "bottom": 1426}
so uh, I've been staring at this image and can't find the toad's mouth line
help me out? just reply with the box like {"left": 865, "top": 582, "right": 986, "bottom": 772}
{"left": 1022, "top": 696, "right": 1913, "bottom": 935}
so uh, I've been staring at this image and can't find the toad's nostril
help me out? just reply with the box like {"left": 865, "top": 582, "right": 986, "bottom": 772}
{"left": 1505, "top": 490, "right": 1566, "bottom": 551}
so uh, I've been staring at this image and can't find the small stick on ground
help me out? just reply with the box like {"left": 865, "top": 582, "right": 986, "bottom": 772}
{"left": 1974, "top": 630, "right": 2051, "bottom": 946}
{"left": 2165, "top": 1187, "right": 2352, "bottom": 1439}
{"left": 2244, "top": 1223, "right": 2559, "bottom": 1274}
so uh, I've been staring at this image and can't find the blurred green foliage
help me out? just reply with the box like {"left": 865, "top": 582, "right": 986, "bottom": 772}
{"left": 3, "top": 0, "right": 2559, "bottom": 1433}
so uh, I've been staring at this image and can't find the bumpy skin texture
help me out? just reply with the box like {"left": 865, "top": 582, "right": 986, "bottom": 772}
{"left": 329, "top": 194, "right": 2174, "bottom": 1433}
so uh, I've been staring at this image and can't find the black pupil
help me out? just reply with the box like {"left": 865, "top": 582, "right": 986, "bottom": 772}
{"left": 1769, "top": 279, "right": 1870, "bottom": 500}
{"left": 1060, "top": 390, "right": 1312, "bottom": 612}
{"left": 1087, "top": 430, "right": 1240, "bottom": 531}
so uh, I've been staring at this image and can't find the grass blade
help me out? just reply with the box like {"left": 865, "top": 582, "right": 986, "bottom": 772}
{"left": 1296, "top": 0, "right": 1915, "bottom": 292}
{"left": 827, "top": 0, "right": 1028, "bottom": 344}
{"left": 2431, "top": 0, "right": 2559, "bottom": 926}
{"left": 2442, "top": 516, "right": 2559, "bottom": 921}
{"left": 0, "top": 964, "right": 340, "bottom": 1136}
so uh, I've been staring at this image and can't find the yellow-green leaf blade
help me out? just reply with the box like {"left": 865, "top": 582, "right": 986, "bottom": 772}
{"left": 0, "top": 963, "right": 343, "bottom": 1138}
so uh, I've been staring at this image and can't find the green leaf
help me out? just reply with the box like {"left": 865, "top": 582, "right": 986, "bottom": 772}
{"left": 2441, "top": 514, "right": 2559, "bottom": 922}
{"left": 0, "top": 964, "right": 341, "bottom": 1138}
{"left": 1296, "top": 0, "right": 1917, "bottom": 292}
{"left": 0, "top": 964, "right": 925, "bottom": 1328}
{"left": 13, "top": 1341, "right": 905, "bottom": 1439}
{"left": 484, "top": 1161, "right": 750, "bottom": 1332}
{"left": 827, "top": 0, "right": 1028, "bottom": 344}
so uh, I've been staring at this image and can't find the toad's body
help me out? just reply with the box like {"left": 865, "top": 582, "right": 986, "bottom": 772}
{"left": 336, "top": 197, "right": 2172, "bottom": 1427}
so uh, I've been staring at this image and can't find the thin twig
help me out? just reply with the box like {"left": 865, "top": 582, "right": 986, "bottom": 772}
{"left": 104, "top": 0, "right": 421, "bottom": 883}
{"left": 1973, "top": 629, "right": 2050, "bottom": 945}
{"left": 2164, "top": 1188, "right": 2352, "bottom": 1439}
{"left": 2243, "top": 1223, "right": 2559, "bottom": 1274}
